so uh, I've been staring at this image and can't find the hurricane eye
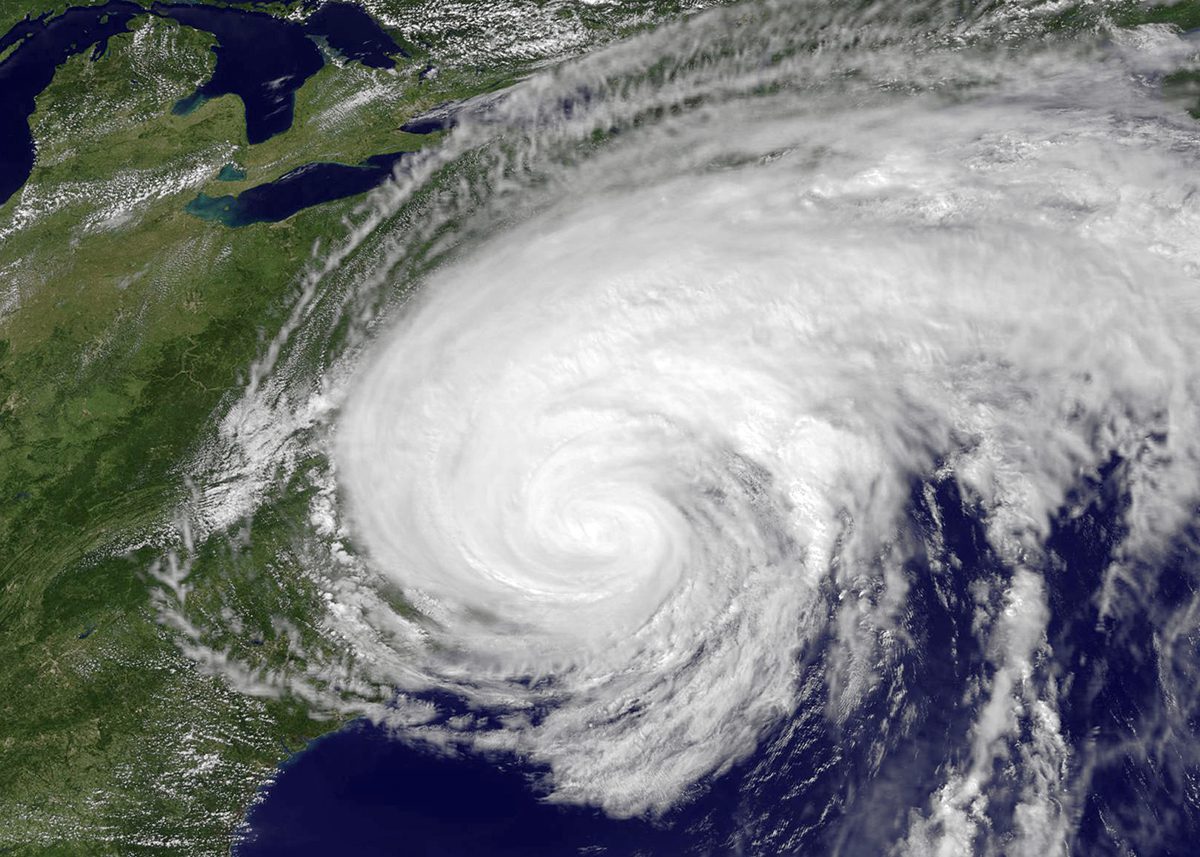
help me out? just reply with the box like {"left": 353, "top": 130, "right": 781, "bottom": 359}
{"left": 157, "top": 3, "right": 1200, "bottom": 852}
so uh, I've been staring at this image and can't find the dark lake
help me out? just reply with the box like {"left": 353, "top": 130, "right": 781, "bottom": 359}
{"left": 155, "top": 2, "right": 324, "bottom": 143}
{"left": 305, "top": 1, "right": 405, "bottom": 69}
{"left": 0, "top": 0, "right": 405, "bottom": 206}
{"left": 0, "top": 1, "right": 144, "bottom": 204}
{"left": 186, "top": 151, "right": 409, "bottom": 227}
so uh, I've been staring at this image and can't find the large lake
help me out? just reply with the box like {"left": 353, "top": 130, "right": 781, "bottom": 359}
{"left": 0, "top": 1, "right": 406, "bottom": 217}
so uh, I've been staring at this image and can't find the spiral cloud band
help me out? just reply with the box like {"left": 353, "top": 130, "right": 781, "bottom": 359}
{"left": 172, "top": 3, "right": 1200, "bottom": 853}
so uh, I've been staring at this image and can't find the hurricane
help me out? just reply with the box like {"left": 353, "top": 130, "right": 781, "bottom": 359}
{"left": 157, "top": 1, "right": 1200, "bottom": 853}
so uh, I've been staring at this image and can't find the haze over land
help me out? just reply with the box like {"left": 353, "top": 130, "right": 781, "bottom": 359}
{"left": 4, "top": 1, "right": 1200, "bottom": 855}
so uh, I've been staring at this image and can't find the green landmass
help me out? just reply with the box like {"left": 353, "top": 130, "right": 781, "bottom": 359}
{"left": 8, "top": 0, "right": 1198, "bottom": 852}
{"left": 0, "top": 1, "right": 725, "bottom": 852}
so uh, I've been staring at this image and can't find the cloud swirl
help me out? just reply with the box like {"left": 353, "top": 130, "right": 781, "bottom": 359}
{"left": 169, "top": 3, "right": 1200, "bottom": 851}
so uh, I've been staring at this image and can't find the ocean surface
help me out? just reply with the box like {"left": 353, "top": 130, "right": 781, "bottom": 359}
{"left": 238, "top": 466, "right": 1195, "bottom": 855}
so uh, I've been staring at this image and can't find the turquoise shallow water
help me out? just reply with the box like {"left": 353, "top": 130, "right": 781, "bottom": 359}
{"left": 137, "top": 2, "right": 1200, "bottom": 853}
{"left": 0, "top": 0, "right": 403, "bottom": 205}
{"left": 186, "top": 152, "right": 410, "bottom": 227}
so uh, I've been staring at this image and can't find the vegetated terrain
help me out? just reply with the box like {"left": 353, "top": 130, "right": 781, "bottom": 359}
{"left": 3, "top": 0, "right": 1191, "bottom": 852}
{"left": 0, "top": 1, "right": 719, "bottom": 852}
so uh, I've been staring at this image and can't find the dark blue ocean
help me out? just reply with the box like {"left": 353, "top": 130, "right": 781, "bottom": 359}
{"left": 6, "top": 4, "right": 1200, "bottom": 854}
{"left": 236, "top": 466, "right": 1200, "bottom": 856}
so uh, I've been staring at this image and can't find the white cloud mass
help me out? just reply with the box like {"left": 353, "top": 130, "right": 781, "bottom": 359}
{"left": 165, "top": 3, "right": 1200, "bottom": 853}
